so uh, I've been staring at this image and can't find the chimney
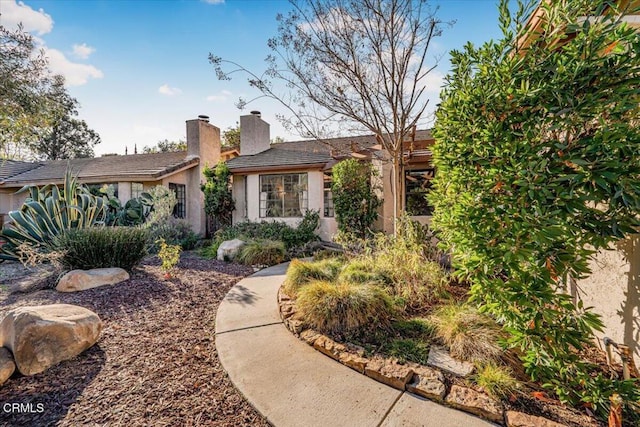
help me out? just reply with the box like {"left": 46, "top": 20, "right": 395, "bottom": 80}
{"left": 240, "top": 111, "right": 270, "bottom": 155}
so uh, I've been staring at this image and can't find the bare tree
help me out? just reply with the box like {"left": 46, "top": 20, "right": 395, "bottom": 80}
{"left": 210, "top": 0, "right": 450, "bottom": 231}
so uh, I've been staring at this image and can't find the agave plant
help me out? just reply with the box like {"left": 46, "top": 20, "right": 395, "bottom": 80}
{"left": 0, "top": 168, "right": 107, "bottom": 261}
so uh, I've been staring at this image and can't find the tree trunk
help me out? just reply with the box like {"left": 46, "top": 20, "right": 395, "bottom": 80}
{"left": 390, "top": 153, "right": 405, "bottom": 236}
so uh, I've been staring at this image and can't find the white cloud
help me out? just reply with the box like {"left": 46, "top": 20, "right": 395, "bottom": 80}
{"left": 45, "top": 48, "right": 104, "bottom": 86}
{"left": 202, "top": 0, "right": 225, "bottom": 4}
{"left": 206, "top": 90, "right": 231, "bottom": 102}
{"left": 159, "top": 84, "right": 183, "bottom": 96}
{"left": 72, "top": 43, "right": 95, "bottom": 59}
{"left": 2, "top": 0, "right": 53, "bottom": 35}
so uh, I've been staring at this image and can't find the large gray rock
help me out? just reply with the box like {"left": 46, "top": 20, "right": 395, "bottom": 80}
{"left": 56, "top": 268, "right": 129, "bottom": 292}
{"left": 0, "top": 304, "right": 102, "bottom": 375}
{"left": 0, "top": 347, "right": 15, "bottom": 386}
{"left": 427, "top": 345, "right": 475, "bottom": 377}
{"left": 217, "top": 239, "right": 245, "bottom": 261}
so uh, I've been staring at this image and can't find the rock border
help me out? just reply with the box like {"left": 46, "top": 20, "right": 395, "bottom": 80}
{"left": 278, "top": 288, "right": 568, "bottom": 427}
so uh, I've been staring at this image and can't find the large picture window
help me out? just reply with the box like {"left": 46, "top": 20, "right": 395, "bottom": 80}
{"left": 131, "top": 182, "right": 143, "bottom": 199}
{"left": 169, "top": 183, "right": 186, "bottom": 219}
{"left": 259, "top": 173, "right": 308, "bottom": 218}
{"left": 405, "top": 168, "right": 435, "bottom": 216}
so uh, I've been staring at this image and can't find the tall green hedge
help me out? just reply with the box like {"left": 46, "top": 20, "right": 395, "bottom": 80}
{"left": 431, "top": 0, "right": 640, "bottom": 417}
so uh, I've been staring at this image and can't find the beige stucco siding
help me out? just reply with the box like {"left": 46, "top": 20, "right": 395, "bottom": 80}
{"left": 577, "top": 237, "right": 640, "bottom": 365}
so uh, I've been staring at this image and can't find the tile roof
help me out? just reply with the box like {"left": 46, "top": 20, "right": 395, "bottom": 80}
{"left": 0, "top": 152, "right": 199, "bottom": 186}
{"left": 0, "top": 159, "right": 43, "bottom": 182}
{"left": 226, "top": 129, "right": 433, "bottom": 172}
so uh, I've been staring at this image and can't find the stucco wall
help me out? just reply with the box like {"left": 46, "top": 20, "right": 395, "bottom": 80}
{"left": 576, "top": 236, "right": 640, "bottom": 365}
{"left": 233, "top": 169, "right": 337, "bottom": 242}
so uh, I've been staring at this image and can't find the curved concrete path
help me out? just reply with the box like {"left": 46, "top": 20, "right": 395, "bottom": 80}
{"left": 216, "top": 263, "right": 496, "bottom": 427}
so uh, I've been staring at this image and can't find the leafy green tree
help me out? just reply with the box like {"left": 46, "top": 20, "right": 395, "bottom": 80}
{"left": 143, "top": 139, "right": 186, "bottom": 153}
{"left": 332, "top": 159, "right": 381, "bottom": 238}
{"left": 222, "top": 123, "right": 240, "bottom": 147}
{"left": 201, "top": 161, "right": 235, "bottom": 227}
{"left": 431, "top": 0, "right": 640, "bottom": 416}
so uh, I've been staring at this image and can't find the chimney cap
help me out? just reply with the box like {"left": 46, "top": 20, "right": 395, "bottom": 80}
{"left": 198, "top": 114, "right": 210, "bottom": 122}
{"left": 250, "top": 110, "right": 261, "bottom": 117}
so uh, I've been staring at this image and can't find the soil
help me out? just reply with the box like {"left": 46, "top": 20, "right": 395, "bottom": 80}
{"left": 0, "top": 253, "right": 270, "bottom": 427}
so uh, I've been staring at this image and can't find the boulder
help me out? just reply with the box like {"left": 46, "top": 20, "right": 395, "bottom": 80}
{"left": 0, "top": 304, "right": 102, "bottom": 376}
{"left": 57, "top": 268, "right": 129, "bottom": 292}
{"left": 0, "top": 347, "right": 15, "bottom": 386}
{"left": 217, "top": 239, "right": 245, "bottom": 261}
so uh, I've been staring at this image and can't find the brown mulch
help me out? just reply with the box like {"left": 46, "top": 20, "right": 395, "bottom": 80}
{"left": 0, "top": 253, "right": 270, "bottom": 427}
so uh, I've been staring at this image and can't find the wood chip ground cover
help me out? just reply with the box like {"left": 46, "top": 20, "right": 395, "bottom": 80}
{"left": 0, "top": 253, "right": 270, "bottom": 427}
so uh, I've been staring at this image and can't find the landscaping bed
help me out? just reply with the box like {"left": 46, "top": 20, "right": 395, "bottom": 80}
{"left": 0, "top": 253, "right": 269, "bottom": 427}
{"left": 278, "top": 238, "right": 633, "bottom": 427}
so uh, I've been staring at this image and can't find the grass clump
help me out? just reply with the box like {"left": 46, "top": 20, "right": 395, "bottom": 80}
{"left": 296, "top": 280, "right": 394, "bottom": 335}
{"left": 236, "top": 239, "right": 286, "bottom": 266}
{"left": 474, "top": 363, "right": 520, "bottom": 399}
{"left": 56, "top": 226, "right": 147, "bottom": 271}
{"left": 430, "top": 303, "right": 503, "bottom": 364}
{"left": 382, "top": 338, "right": 430, "bottom": 365}
{"left": 391, "top": 318, "right": 436, "bottom": 340}
{"left": 338, "top": 258, "right": 390, "bottom": 286}
{"left": 283, "top": 258, "right": 343, "bottom": 297}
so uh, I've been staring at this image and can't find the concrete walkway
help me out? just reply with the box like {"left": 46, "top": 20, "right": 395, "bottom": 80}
{"left": 216, "top": 263, "right": 496, "bottom": 427}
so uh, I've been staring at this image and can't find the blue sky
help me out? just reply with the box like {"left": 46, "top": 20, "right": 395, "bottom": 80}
{"left": 1, "top": 0, "right": 503, "bottom": 155}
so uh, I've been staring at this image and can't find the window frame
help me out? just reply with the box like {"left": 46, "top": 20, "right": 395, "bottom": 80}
{"left": 130, "top": 182, "right": 144, "bottom": 199}
{"left": 169, "top": 183, "right": 186, "bottom": 219}
{"left": 259, "top": 173, "right": 308, "bottom": 218}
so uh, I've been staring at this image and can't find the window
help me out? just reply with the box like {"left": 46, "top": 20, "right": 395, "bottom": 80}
{"left": 131, "top": 182, "right": 143, "bottom": 199}
{"left": 405, "top": 168, "right": 435, "bottom": 216}
{"left": 259, "top": 173, "right": 308, "bottom": 217}
{"left": 243, "top": 176, "right": 248, "bottom": 218}
{"left": 169, "top": 183, "right": 186, "bottom": 218}
{"left": 323, "top": 173, "right": 334, "bottom": 217}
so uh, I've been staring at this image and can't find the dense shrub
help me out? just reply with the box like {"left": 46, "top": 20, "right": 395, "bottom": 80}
{"left": 235, "top": 240, "right": 286, "bottom": 266}
{"left": 147, "top": 217, "right": 199, "bottom": 252}
{"left": 296, "top": 280, "right": 394, "bottom": 335}
{"left": 431, "top": 0, "right": 640, "bottom": 413}
{"left": 331, "top": 159, "right": 381, "bottom": 238}
{"left": 201, "top": 161, "right": 234, "bottom": 227}
{"left": 205, "top": 210, "right": 320, "bottom": 258}
{"left": 56, "top": 227, "right": 147, "bottom": 271}
{"left": 429, "top": 304, "right": 503, "bottom": 364}
{"left": 283, "top": 258, "right": 343, "bottom": 296}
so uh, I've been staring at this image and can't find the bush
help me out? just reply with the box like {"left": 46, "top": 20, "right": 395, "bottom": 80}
{"left": 338, "top": 259, "right": 390, "bottom": 286}
{"left": 283, "top": 258, "right": 343, "bottom": 296}
{"left": 157, "top": 238, "right": 182, "bottom": 275}
{"left": 235, "top": 240, "right": 286, "bottom": 266}
{"left": 56, "top": 227, "right": 147, "bottom": 271}
{"left": 474, "top": 363, "right": 519, "bottom": 399}
{"left": 202, "top": 210, "right": 320, "bottom": 258}
{"left": 296, "top": 280, "right": 394, "bottom": 335}
{"left": 430, "top": 304, "right": 503, "bottom": 364}
{"left": 147, "top": 217, "right": 199, "bottom": 252}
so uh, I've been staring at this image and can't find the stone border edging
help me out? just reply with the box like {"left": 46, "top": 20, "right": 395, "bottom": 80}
{"left": 278, "top": 287, "right": 568, "bottom": 427}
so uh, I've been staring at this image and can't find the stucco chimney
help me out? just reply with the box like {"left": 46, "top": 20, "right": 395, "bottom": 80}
{"left": 240, "top": 111, "right": 270, "bottom": 155}
{"left": 185, "top": 115, "right": 221, "bottom": 236}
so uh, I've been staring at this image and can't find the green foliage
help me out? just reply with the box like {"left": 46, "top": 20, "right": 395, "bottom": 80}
{"left": 143, "top": 139, "right": 186, "bottom": 153}
{"left": 0, "top": 169, "right": 106, "bottom": 261}
{"left": 222, "top": 123, "right": 240, "bottom": 147}
{"left": 431, "top": 0, "right": 640, "bottom": 413}
{"left": 474, "top": 363, "right": 520, "bottom": 399}
{"left": 157, "top": 238, "right": 182, "bottom": 273}
{"left": 296, "top": 280, "right": 394, "bottom": 335}
{"left": 236, "top": 239, "right": 286, "bottom": 266}
{"left": 283, "top": 258, "right": 344, "bottom": 296}
{"left": 430, "top": 304, "right": 503, "bottom": 364}
{"left": 147, "top": 218, "right": 199, "bottom": 252}
{"left": 55, "top": 226, "right": 147, "bottom": 271}
{"left": 381, "top": 338, "right": 430, "bottom": 365}
{"left": 203, "top": 210, "right": 320, "bottom": 257}
{"left": 391, "top": 318, "right": 436, "bottom": 340}
{"left": 201, "top": 161, "right": 235, "bottom": 227}
{"left": 102, "top": 190, "right": 153, "bottom": 227}
{"left": 331, "top": 159, "right": 381, "bottom": 238}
